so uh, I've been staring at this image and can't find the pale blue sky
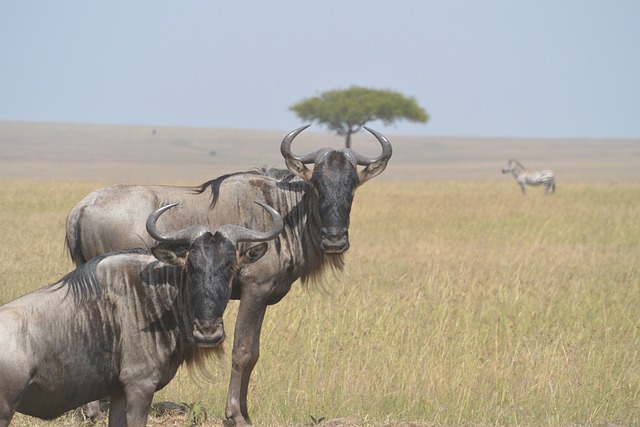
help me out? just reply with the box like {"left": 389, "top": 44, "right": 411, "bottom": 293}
{"left": 1, "top": 1, "right": 638, "bottom": 138}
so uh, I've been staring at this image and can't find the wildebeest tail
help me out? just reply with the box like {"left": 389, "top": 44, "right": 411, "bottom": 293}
{"left": 65, "top": 209, "right": 88, "bottom": 267}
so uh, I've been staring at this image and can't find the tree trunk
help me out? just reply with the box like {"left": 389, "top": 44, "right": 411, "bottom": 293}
{"left": 345, "top": 131, "right": 352, "bottom": 149}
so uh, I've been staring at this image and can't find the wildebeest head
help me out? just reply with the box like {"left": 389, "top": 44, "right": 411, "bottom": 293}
{"left": 146, "top": 201, "right": 283, "bottom": 347}
{"left": 281, "top": 125, "right": 392, "bottom": 253}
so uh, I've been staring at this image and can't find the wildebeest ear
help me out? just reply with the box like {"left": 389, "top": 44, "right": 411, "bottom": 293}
{"left": 358, "top": 158, "right": 389, "bottom": 185}
{"left": 240, "top": 242, "right": 268, "bottom": 264}
{"left": 284, "top": 157, "right": 313, "bottom": 183}
{"left": 151, "top": 247, "right": 188, "bottom": 266}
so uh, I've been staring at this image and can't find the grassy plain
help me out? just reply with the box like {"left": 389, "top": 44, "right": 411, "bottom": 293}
{"left": 1, "top": 121, "right": 639, "bottom": 426}
{"left": 2, "top": 179, "right": 639, "bottom": 427}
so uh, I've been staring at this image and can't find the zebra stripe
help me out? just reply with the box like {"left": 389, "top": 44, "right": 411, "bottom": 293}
{"left": 502, "top": 159, "right": 555, "bottom": 195}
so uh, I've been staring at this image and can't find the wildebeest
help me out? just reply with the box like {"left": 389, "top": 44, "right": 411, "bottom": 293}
{"left": 0, "top": 202, "right": 282, "bottom": 427}
{"left": 65, "top": 125, "right": 392, "bottom": 426}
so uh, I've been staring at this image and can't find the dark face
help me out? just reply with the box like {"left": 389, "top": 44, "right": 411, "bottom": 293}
{"left": 311, "top": 151, "right": 360, "bottom": 253}
{"left": 186, "top": 232, "right": 235, "bottom": 347}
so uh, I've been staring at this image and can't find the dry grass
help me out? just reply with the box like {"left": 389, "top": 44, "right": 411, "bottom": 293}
{"left": 1, "top": 179, "right": 639, "bottom": 426}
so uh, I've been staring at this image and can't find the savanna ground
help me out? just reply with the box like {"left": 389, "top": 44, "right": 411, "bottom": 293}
{"left": 1, "top": 122, "right": 639, "bottom": 426}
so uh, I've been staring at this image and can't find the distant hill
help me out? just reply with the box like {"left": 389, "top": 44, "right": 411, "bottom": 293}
{"left": 1, "top": 121, "right": 638, "bottom": 183}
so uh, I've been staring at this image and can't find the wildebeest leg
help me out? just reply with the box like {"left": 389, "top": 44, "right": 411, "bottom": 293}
{"left": 0, "top": 390, "right": 16, "bottom": 426}
{"left": 108, "top": 391, "right": 127, "bottom": 427}
{"left": 108, "top": 387, "right": 153, "bottom": 427}
{"left": 123, "top": 385, "right": 154, "bottom": 427}
{"left": 226, "top": 295, "right": 268, "bottom": 427}
{"left": 82, "top": 400, "right": 102, "bottom": 421}
{"left": 0, "top": 400, "right": 15, "bottom": 427}
{"left": 0, "top": 359, "right": 28, "bottom": 427}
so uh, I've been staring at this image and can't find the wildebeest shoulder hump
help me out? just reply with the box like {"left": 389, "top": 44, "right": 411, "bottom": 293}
{"left": 47, "top": 248, "right": 149, "bottom": 304}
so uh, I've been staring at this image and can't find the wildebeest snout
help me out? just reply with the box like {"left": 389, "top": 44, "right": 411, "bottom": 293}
{"left": 193, "top": 318, "right": 225, "bottom": 347}
{"left": 321, "top": 227, "right": 350, "bottom": 253}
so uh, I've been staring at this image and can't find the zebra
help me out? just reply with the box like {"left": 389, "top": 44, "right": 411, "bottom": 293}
{"left": 502, "top": 159, "right": 555, "bottom": 195}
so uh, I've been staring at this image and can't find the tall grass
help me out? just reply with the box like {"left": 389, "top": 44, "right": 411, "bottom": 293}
{"left": 1, "top": 180, "right": 639, "bottom": 426}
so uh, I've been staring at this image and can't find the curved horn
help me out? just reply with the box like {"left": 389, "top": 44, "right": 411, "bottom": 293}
{"left": 218, "top": 201, "right": 283, "bottom": 244}
{"left": 355, "top": 127, "right": 393, "bottom": 184}
{"left": 280, "top": 125, "right": 320, "bottom": 182}
{"left": 355, "top": 126, "right": 393, "bottom": 165}
{"left": 146, "top": 203, "right": 209, "bottom": 244}
{"left": 280, "top": 124, "right": 313, "bottom": 162}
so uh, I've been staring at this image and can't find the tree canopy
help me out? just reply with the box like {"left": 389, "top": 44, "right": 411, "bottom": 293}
{"left": 289, "top": 86, "right": 428, "bottom": 148}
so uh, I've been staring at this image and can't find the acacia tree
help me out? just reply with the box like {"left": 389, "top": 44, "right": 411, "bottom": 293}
{"left": 289, "top": 86, "right": 429, "bottom": 148}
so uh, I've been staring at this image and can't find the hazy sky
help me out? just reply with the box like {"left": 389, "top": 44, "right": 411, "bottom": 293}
{"left": 1, "top": 1, "right": 639, "bottom": 138}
